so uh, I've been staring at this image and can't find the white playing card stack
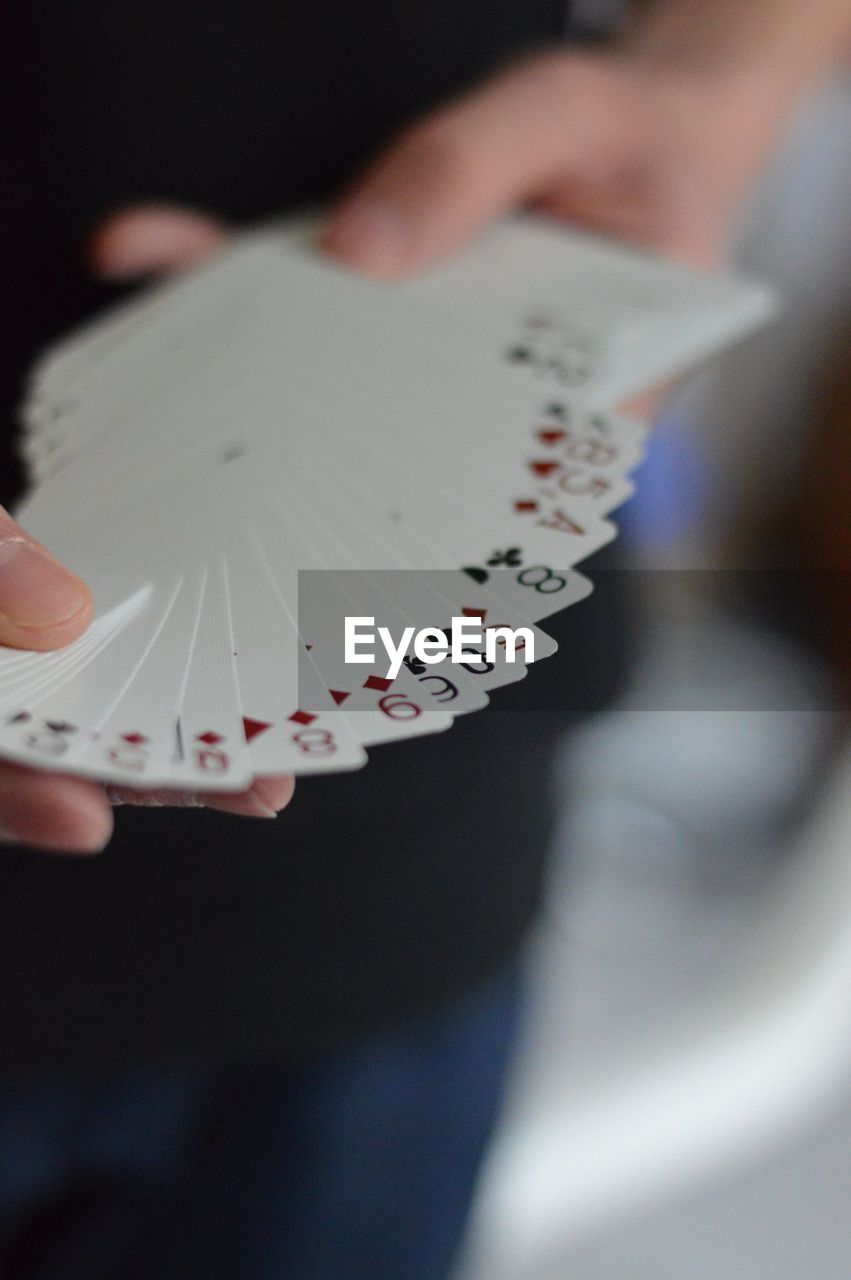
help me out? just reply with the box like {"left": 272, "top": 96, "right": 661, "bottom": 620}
{"left": 7, "top": 214, "right": 775, "bottom": 792}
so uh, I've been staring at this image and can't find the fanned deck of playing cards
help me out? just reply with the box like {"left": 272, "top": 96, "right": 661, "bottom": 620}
{"left": 7, "top": 214, "right": 775, "bottom": 791}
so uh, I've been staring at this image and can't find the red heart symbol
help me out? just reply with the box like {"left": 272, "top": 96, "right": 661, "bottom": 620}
{"left": 536, "top": 428, "right": 566, "bottom": 446}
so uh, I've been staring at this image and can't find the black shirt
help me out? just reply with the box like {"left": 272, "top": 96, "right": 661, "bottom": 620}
{"left": 0, "top": 0, "right": 632, "bottom": 1066}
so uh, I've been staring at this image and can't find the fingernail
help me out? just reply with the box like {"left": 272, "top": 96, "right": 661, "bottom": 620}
{"left": 245, "top": 791, "right": 278, "bottom": 819}
{"left": 0, "top": 541, "right": 90, "bottom": 632}
{"left": 209, "top": 791, "right": 277, "bottom": 820}
{"left": 324, "top": 203, "right": 409, "bottom": 272}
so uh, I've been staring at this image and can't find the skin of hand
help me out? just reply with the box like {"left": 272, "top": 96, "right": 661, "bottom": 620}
{"left": 91, "top": 39, "right": 811, "bottom": 401}
{"left": 0, "top": 230, "right": 294, "bottom": 854}
{"left": 49, "top": 28, "right": 826, "bottom": 852}
{"left": 319, "top": 45, "right": 812, "bottom": 275}
{"left": 317, "top": 41, "right": 809, "bottom": 423}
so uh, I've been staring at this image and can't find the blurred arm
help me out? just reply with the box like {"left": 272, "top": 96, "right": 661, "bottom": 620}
{"left": 626, "top": 0, "right": 851, "bottom": 86}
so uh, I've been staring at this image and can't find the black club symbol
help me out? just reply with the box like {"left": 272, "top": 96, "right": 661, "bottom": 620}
{"left": 487, "top": 548, "right": 523, "bottom": 568}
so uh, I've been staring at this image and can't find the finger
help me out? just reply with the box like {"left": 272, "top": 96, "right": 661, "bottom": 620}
{"left": 88, "top": 203, "right": 230, "bottom": 280}
{"left": 323, "top": 51, "right": 637, "bottom": 276}
{"left": 106, "top": 774, "right": 295, "bottom": 820}
{"left": 0, "top": 506, "right": 92, "bottom": 651}
{"left": 0, "top": 764, "right": 112, "bottom": 854}
{"left": 206, "top": 775, "right": 295, "bottom": 819}
{"left": 615, "top": 383, "right": 673, "bottom": 426}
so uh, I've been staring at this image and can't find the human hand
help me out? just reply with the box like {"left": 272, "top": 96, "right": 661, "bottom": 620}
{"left": 0, "top": 508, "right": 109, "bottom": 851}
{"left": 93, "top": 38, "right": 798, "bottom": 437}
{"left": 322, "top": 44, "right": 800, "bottom": 277}
{"left": 3, "top": 211, "right": 294, "bottom": 854}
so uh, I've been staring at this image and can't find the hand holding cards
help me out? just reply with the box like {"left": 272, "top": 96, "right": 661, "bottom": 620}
{"left": 7, "top": 214, "right": 776, "bottom": 791}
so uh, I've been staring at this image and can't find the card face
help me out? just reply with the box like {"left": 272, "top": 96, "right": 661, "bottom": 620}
{"left": 73, "top": 575, "right": 207, "bottom": 784}
{"left": 248, "top": 508, "right": 454, "bottom": 747}
{"left": 275, "top": 488, "right": 559, "bottom": 697}
{"left": 258, "top": 492, "right": 519, "bottom": 709}
{"left": 295, "top": 570, "right": 454, "bottom": 747}
{"left": 0, "top": 588, "right": 153, "bottom": 773}
{"left": 26, "top": 212, "right": 773, "bottom": 413}
{"left": 242, "top": 394, "right": 620, "bottom": 629}
{"left": 4, "top": 211, "right": 773, "bottom": 791}
{"left": 18, "top": 232, "right": 649, "bottom": 587}
{"left": 225, "top": 535, "right": 367, "bottom": 776}
{"left": 165, "top": 558, "right": 253, "bottom": 791}
{"left": 403, "top": 214, "right": 778, "bottom": 405}
{"left": 24, "top": 218, "right": 314, "bottom": 407}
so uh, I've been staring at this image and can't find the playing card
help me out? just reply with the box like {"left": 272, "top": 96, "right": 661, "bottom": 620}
{"left": 5, "top": 211, "right": 774, "bottom": 792}
{"left": 261, "top": 489, "right": 523, "bottom": 710}
{"left": 0, "top": 587, "right": 154, "bottom": 773}
{"left": 18, "top": 293, "right": 622, "bottom": 578}
{"left": 163, "top": 558, "right": 254, "bottom": 790}
{"left": 249, "top": 506, "right": 455, "bottom": 746}
{"left": 403, "top": 213, "right": 778, "bottom": 406}
{"left": 71, "top": 573, "right": 206, "bottom": 784}
{"left": 24, "top": 216, "right": 315, "bottom": 407}
{"left": 224, "top": 530, "right": 367, "bottom": 775}
{"left": 26, "top": 210, "right": 774, "bottom": 416}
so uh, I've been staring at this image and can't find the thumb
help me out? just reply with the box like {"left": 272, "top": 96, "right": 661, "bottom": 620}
{"left": 0, "top": 507, "right": 92, "bottom": 651}
{"left": 88, "top": 203, "right": 230, "bottom": 280}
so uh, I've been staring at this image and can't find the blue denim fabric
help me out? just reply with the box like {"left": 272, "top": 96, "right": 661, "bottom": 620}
{"left": 0, "top": 962, "right": 523, "bottom": 1280}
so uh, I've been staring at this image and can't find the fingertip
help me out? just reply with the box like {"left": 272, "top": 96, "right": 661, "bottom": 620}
{"left": 14, "top": 582, "right": 93, "bottom": 653}
{"left": 88, "top": 203, "right": 229, "bottom": 280}
{"left": 321, "top": 203, "right": 412, "bottom": 277}
{"left": 0, "top": 770, "right": 113, "bottom": 855}
{"left": 0, "top": 539, "right": 93, "bottom": 652}
{"left": 53, "top": 790, "right": 114, "bottom": 855}
{"left": 206, "top": 775, "right": 295, "bottom": 821}
{"left": 251, "top": 775, "right": 296, "bottom": 814}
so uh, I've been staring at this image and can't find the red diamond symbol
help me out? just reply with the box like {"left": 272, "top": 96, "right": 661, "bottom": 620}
{"left": 530, "top": 459, "right": 559, "bottom": 477}
{"left": 514, "top": 500, "right": 538, "bottom": 514}
{"left": 364, "top": 675, "right": 392, "bottom": 692}
{"left": 537, "top": 428, "right": 566, "bottom": 446}
{"left": 197, "top": 730, "right": 223, "bottom": 744}
{"left": 243, "top": 717, "right": 272, "bottom": 742}
{"left": 121, "top": 732, "right": 148, "bottom": 745}
{"left": 288, "top": 710, "right": 317, "bottom": 726}
{"left": 462, "top": 607, "right": 487, "bottom": 621}
{"left": 330, "top": 689, "right": 351, "bottom": 705}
